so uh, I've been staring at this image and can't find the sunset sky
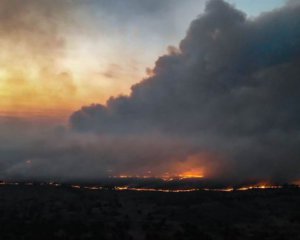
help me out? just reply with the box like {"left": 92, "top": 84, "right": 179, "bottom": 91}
{"left": 1, "top": 0, "right": 299, "bottom": 183}
{"left": 0, "top": 0, "right": 285, "bottom": 122}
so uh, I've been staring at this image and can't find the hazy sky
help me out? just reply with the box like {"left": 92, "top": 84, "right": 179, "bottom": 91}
{"left": 1, "top": 0, "right": 299, "bottom": 184}
{"left": 0, "top": 0, "right": 286, "bottom": 122}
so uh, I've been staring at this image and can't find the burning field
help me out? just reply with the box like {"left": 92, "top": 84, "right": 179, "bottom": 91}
{"left": 1, "top": 182, "right": 300, "bottom": 240}
{"left": 1, "top": 0, "right": 300, "bottom": 239}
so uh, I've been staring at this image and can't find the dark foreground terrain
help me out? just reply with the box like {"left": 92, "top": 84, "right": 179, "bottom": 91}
{"left": 0, "top": 185, "right": 300, "bottom": 240}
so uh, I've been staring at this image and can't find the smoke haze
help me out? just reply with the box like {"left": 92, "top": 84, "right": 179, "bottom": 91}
{"left": 1, "top": 0, "right": 300, "bottom": 185}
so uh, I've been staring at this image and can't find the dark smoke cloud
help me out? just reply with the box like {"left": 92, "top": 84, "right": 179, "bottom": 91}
{"left": 0, "top": 121, "right": 204, "bottom": 181}
{"left": 1, "top": 0, "right": 299, "bottom": 184}
{"left": 69, "top": 0, "right": 300, "bottom": 183}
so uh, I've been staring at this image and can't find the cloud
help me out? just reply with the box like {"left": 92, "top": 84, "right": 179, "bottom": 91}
{"left": 69, "top": 0, "right": 300, "bottom": 183}
{"left": 287, "top": 0, "right": 300, "bottom": 6}
{"left": 0, "top": 0, "right": 206, "bottom": 118}
{"left": 0, "top": 0, "right": 299, "bottom": 184}
{"left": 0, "top": 121, "right": 208, "bottom": 181}
{"left": 0, "top": 0, "right": 73, "bottom": 56}
{"left": 0, "top": 0, "right": 81, "bottom": 115}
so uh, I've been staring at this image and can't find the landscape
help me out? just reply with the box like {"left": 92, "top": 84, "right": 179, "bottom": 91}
{"left": 0, "top": 0, "right": 300, "bottom": 239}
{"left": 1, "top": 180, "right": 300, "bottom": 240}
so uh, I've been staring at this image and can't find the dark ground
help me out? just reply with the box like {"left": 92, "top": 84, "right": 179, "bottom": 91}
{"left": 0, "top": 185, "right": 300, "bottom": 240}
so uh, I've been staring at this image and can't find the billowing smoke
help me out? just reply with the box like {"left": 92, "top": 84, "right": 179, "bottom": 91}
{"left": 69, "top": 0, "right": 300, "bottom": 183}
{"left": 0, "top": 0, "right": 204, "bottom": 119}
{"left": 1, "top": 0, "right": 300, "bottom": 184}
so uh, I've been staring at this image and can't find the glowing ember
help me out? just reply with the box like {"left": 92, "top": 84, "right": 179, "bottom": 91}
{"left": 84, "top": 186, "right": 102, "bottom": 190}
{"left": 178, "top": 172, "right": 204, "bottom": 179}
{"left": 111, "top": 171, "right": 204, "bottom": 181}
{"left": 114, "top": 186, "right": 199, "bottom": 193}
{"left": 0, "top": 181, "right": 298, "bottom": 193}
{"left": 111, "top": 154, "right": 207, "bottom": 181}
{"left": 236, "top": 185, "right": 282, "bottom": 191}
{"left": 292, "top": 180, "right": 300, "bottom": 186}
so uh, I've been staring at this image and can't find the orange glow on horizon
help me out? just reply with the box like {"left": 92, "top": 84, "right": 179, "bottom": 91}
{"left": 292, "top": 180, "right": 300, "bottom": 186}
{"left": 111, "top": 169, "right": 204, "bottom": 181}
{"left": 111, "top": 154, "right": 213, "bottom": 181}
{"left": 1, "top": 180, "right": 297, "bottom": 193}
{"left": 166, "top": 154, "right": 209, "bottom": 180}
{"left": 177, "top": 170, "right": 204, "bottom": 179}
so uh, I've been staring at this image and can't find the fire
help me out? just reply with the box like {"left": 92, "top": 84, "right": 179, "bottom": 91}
{"left": 110, "top": 153, "right": 212, "bottom": 181}
{"left": 165, "top": 164, "right": 205, "bottom": 180}
{"left": 177, "top": 170, "right": 204, "bottom": 179}
{"left": 114, "top": 186, "right": 199, "bottom": 193}
{"left": 112, "top": 175, "right": 156, "bottom": 179}
{"left": 204, "top": 188, "right": 234, "bottom": 192}
{"left": 235, "top": 181, "right": 283, "bottom": 191}
{"left": 111, "top": 172, "right": 204, "bottom": 181}
{"left": 292, "top": 180, "right": 300, "bottom": 186}
{"left": 236, "top": 184, "right": 282, "bottom": 191}
{"left": 0, "top": 180, "right": 298, "bottom": 193}
{"left": 165, "top": 153, "right": 216, "bottom": 180}
{"left": 84, "top": 186, "right": 102, "bottom": 190}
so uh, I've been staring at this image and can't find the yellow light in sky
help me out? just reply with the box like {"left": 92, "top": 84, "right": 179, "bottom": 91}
{"left": 0, "top": 39, "right": 148, "bottom": 123}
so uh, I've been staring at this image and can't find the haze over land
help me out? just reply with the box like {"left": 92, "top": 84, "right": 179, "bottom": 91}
{"left": 0, "top": 0, "right": 299, "bottom": 185}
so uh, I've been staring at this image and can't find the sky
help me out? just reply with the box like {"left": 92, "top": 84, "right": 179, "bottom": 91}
{"left": 0, "top": 0, "right": 299, "bottom": 184}
{"left": 0, "top": 0, "right": 286, "bottom": 122}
